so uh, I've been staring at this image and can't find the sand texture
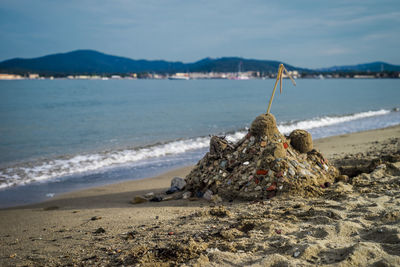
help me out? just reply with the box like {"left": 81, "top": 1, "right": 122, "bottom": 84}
{"left": 0, "top": 125, "right": 400, "bottom": 266}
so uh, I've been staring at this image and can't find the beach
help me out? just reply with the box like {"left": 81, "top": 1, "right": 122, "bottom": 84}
{"left": 0, "top": 125, "right": 399, "bottom": 266}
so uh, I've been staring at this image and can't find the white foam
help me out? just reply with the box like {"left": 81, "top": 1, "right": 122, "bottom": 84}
{"left": 0, "top": 109, "right": 393, "bottom": 189}
{"left": 277, "top": 109, "right": 390, "bottom": 135}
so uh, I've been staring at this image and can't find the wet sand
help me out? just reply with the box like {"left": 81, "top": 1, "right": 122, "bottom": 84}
{"left": 1, "top": 125, "right": 399, "bottom": 266}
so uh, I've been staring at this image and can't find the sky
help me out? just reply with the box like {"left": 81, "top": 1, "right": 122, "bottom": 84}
{"left": 0, "top": 0, "right": 399, "bottom": 68}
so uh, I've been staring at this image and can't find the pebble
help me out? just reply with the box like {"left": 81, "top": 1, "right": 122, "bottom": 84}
{"left": 293, "top": 251, "right": 301, "bottom": 258}
{"left": 94, "top": 227, "right": 106, "bottom": 234}
{"left": 182, "top": 191, "right": 192, "bottom": 199}
{"left": 166, "top": 186, "right": 180, "bottom": 194}
{"left": 288, "top": 167, "right": 296, "bottom": 176}
{"left": 171, "top": 177, "right": 186, "bottom": 190}
{"left": 203, "top": 190, "right": 213, "bottom": 200}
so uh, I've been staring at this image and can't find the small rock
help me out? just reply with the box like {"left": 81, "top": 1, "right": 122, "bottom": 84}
{"left": 220, "top": 160, "right": 227, "bottom": 168}
{"left": 91, "top": 216, "right": 101, "bottom": 221}
{"left": 150, "top": 196, "right": 163, "bottom": 202}
{"left": 94, "top": 227, "right": 106, "bottom": 234}
{"left": 182, "top": 191, "right": 192, "bottom": 199}
{"left": 171, "top": 177, "right": 186, "bottom": 190}
{"left": 166, "top": 186, "right": 180, "bottom": 194}
{"left": 203, "top": 190, "right": 213, "bottom": 201}
{"left": 293, "top": 251, "right": 301, "bottom": 258}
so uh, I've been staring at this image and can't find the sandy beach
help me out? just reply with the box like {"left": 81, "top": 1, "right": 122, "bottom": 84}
{"left": 1, "top": 125, "right": 399, "bottom": 266}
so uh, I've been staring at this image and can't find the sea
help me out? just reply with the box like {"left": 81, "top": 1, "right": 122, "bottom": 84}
{"left": 0, "top": 79, "right": 399, "bottom": 208}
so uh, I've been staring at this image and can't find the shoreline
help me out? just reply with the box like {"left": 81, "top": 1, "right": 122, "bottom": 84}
{"left": 0, "top": 124, "right": 399, "bottom": 266}
{"left": 1, "top": 124, "right": 399, "bottom": 210}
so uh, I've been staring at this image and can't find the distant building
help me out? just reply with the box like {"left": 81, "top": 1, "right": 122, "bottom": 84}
{"left": 76, "top": 75, "right": 90, "bottom": 79}
{"left": 354, "top": 75, "right": 374, "bottom": 79}
{"left": 0, "top": 74, "right": 23, "bottom": 80}
{"left": 28, "top": 74, "right": 39, "bottom": 79}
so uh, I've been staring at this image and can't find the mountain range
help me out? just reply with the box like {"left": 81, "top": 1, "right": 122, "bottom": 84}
{"left": 0, "top": 50, "right": 399, "bottom": 75}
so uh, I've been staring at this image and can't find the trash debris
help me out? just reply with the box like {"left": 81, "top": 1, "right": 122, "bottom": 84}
{"left": 185, "top": 113, "right": 339, "bottom": 200}
{"left": 144, "top": 192, "right": 154, "bottom": 198}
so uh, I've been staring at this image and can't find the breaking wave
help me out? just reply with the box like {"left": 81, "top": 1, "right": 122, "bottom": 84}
{"left": 277, "top": 109, "right": 391, "bottom": 134}
{"left": 0, "top": 108, "right": 396, "bottom": 189}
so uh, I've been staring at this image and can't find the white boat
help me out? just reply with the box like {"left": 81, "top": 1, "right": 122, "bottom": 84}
{"left": 169, "top": 73, "right": 190, "bottom": 80}
{"left": 168, "top": 76, "right": 190, "bottom": 80}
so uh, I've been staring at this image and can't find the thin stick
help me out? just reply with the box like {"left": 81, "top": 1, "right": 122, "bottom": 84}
{"left": 266, "top": 64, "right": 283, "bottom": 114}
{"left": 279, "top": 67, "right": 283, "bottom": 94}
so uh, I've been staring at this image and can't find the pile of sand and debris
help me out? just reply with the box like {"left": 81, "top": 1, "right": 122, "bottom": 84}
{"left": 184, "top": 113, "right": 339, "bottom": 200}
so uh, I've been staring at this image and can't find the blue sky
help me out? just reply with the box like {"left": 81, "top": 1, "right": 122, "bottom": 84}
{"left": 0, "top": 0, "right": 399, "bottom": 68}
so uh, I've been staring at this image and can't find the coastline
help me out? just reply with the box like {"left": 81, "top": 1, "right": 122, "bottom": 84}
{"left": 1, "top": 124, "right": 399, "bottom": 266}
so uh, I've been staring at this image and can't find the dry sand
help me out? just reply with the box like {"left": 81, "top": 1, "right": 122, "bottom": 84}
{"left": 1, "top": 125, "right": 399, "bottom": 266}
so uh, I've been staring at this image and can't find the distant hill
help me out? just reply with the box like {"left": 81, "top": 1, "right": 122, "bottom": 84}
{"left": 0, "top": 50, "right": 398, "bottom": 75}
{"left": 318, "top": 62, "right": 400, "bottom": 72}
{"left": 188, "top": 57, "right": 302, "bottom": 73}
{"left": 0, "top": 50, "right": 302, "bottom": 75}
{"left": 0, "top": 50, "right": 187, "bottom": 75}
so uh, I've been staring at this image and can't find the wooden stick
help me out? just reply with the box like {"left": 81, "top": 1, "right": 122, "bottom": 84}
{"left": 279, "top": 67, "right": 283, "bottom": 94}
{"left": 267, "top": 64, "right": 283, "bottom": 114}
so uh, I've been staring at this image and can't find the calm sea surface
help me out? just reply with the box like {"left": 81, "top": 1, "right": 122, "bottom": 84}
{"left": 0, "top": 79, "right": 399, "bottom": 207}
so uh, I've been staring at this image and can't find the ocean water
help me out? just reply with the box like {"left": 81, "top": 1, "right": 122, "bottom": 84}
{"left": 0, "top": 79, "right": 399, "bottom": 207}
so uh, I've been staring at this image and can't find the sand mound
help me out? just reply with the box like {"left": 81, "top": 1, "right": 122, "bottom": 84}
{"left": 185, "top": 113, "right": 339, "bottom": 200}
{"left": 289, "top": 129, "right": 313, "bottom": 153}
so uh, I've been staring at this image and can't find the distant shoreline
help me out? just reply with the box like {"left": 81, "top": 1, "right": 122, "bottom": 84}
{"left": 1, "top": 73, "right": 399, "bottom": 80}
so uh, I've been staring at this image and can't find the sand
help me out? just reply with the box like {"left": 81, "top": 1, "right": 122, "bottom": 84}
{"left": 1, "top": 125, "right": 399, "bottom": 266}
